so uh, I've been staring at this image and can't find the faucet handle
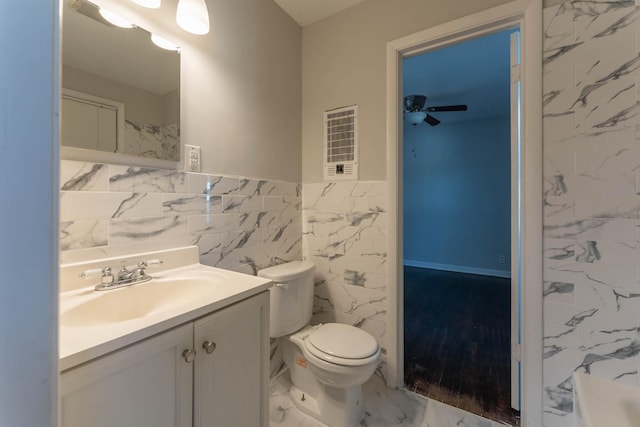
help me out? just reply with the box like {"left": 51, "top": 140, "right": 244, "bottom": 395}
{"left": 136, "top": 259, "right": 164, "bottom": 269}
{"left": 80, "top": 266, "right": 114, "bottom": 286}
{"left": 101, "top": 267, "right": 114, "bottom": 285}
{"left": 135, "top": 259, "right": 164, "bottom": 277}
{"left": 80, "top": 267, "right": 111, "bottom": 279}
{"left": 79, "top": 268, "right": 101, "bottom": 279}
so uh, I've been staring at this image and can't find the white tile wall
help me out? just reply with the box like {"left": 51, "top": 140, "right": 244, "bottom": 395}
{"left": 59, "top": 160, "right": 302, "bottom": 275}
{"left": 543, "top": 1, "right": 640, "bottom": 425}
{"left": 302, "top": 181, "right": 388, "bottom": 353}
{"left": 122, "top": 120, "right": 179, "bottom": 161}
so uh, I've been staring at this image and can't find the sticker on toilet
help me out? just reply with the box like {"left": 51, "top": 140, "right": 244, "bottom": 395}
{"left": 295, "top": 356, "right": 307, "bottom": 368}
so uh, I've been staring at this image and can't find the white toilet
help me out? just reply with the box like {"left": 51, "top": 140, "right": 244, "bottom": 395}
{"left": 259, "top": 261, "right": 380, "bottom": 427}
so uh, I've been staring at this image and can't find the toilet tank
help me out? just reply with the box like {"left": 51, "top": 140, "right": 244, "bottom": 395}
{"left": 258, "top": 261, "right": 315, "bottom": 338}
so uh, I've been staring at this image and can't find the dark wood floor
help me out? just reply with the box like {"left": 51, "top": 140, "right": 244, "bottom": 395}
{"left": 403, "top": 266, "right": 519, "bottom": 425}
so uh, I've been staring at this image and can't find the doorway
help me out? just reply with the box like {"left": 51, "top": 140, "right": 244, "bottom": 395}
{"left": 385, "top": 2, "right": 543, "bottom": 427}
{"left": 401, "top": 28, "right": 517, "bottom": 425}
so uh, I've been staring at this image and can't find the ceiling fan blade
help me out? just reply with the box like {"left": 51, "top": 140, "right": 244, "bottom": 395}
{"left": 424, "top": 114, "right": 440, "bottom": 126}
{"left": 426, "top": 104, "right": 468, "bottom": 112}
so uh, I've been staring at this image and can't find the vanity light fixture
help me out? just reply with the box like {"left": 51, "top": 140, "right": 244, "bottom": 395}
{"left": 99, "top": 9, "right": 135, "bottom": 28}
{"left": 176, "top": 0, "right": 210, "bottom": 35}
{"left": 131, "top": 0, "right": 161, "bottom": 8}
{"left": 151, "top": 34, "right": 180, "bottom": 51}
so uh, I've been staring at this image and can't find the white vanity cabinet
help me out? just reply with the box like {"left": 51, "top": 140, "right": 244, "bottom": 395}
{"left": 60, "top": 292, "right": 269, "bottom": 427}
{"left": 194, "top": 290, "right": 270, "bottom": 427}
{"left": 60, "top": 323, "right": 193, "bottom": 427}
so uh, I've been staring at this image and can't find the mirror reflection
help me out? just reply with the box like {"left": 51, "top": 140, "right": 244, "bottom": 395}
{"left": 62, "top": 0, "right": 180, "bottom": 161}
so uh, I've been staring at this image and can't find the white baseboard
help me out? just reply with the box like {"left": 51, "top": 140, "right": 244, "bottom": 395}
{"left": 403, "top": 259, "right": 511, "bottom": 279}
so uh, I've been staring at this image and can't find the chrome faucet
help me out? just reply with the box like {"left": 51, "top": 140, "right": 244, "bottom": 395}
{"left": 80, "top": 259, "right": 163, "bottom": 291}
{"left": 116, "top": 265, "right": 137, "bottom": 283}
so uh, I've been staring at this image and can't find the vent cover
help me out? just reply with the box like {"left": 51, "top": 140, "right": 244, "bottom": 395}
{"left": 324, "top": 105, "right": 358, "bottom": 181}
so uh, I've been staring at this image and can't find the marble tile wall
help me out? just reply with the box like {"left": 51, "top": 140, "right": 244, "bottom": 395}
{"left": 59, "top": 159, "right": 302, "bottom": 276}
{"left": 302, "top": 181, "right": 388, "bottom": 357}
{"left": 122, "top": 120, "right": 180, "bottom": 161}
{"left": 543, "top": 1, "right": 640, "bottom": 426}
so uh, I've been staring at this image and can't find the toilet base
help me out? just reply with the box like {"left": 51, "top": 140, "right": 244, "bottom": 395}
{"left": 289, "top": 383, "right": 364, "bottom": 427}
{"left": 281, "top": 326, "right": 377, "bottom": 427}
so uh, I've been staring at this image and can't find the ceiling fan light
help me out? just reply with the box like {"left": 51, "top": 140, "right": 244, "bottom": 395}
{"left": 406, "top": 111, "right": 426, "bottom": 125}
{"left": 176, "top": 0, "right": 210, "bottom": 35}
{"left": 131, "top": 0, "right": 161, "bottom": 8}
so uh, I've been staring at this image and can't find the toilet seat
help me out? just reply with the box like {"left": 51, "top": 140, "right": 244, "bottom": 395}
{"left": 304, "top": 324, "right": 380, "bottom": 367}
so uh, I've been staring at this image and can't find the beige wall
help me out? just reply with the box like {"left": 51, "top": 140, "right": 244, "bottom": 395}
{"left": 63, "top": 65, "right": 165, "bottom": 125}
{"left": 301, "top": 0, "right": 514, "bottom": 182}
{"left": 162, "top": 89, "right": 180, "bottom": 126}
{"left": 88, "top": 0, "right": 302, "bottom": 182}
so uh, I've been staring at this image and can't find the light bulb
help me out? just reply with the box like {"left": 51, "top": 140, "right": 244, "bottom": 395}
{"left": 131, "top": 0, "right": 161, "bottom": 8}
{"left": 99, "top": 9, "right": 134, "bottom": 28}
{"left": 151, "top": 34, "right": 179, "bottom": 51}
{"left": 176, "top": 0, "right": 210, "bottom": 35}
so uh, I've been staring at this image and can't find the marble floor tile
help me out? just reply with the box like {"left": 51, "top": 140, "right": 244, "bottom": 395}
{"left": 269, "top": 371, "right": 508, "bottom": 427}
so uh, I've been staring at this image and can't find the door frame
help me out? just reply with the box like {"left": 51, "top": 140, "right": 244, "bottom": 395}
{"left": 385, "top": 0, "right": 542, "bottom": 425}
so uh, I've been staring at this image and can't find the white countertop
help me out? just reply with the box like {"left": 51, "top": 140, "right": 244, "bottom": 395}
{"left": 59, "top": 248, "right": 272, "bottom": 372}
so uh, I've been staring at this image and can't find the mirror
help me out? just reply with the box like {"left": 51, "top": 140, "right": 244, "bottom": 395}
{"left": 62, "top": 0, "right": 180, "bottom": 161}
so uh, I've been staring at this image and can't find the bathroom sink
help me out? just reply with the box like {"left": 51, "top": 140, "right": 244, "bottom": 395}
{"left": 61, "top": 275, "right": 221, "bottom": 326}
{"left": 58, "top": 246, "right": 273, "bottom": 371}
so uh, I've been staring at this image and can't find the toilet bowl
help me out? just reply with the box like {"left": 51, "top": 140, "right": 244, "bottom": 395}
{"left": 258, "top": 261, "right": 381, "bottom": 427}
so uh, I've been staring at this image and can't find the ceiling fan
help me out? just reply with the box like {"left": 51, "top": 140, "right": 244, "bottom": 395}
{"left": 403, "top": 94, "right": 467, "bottom": 126}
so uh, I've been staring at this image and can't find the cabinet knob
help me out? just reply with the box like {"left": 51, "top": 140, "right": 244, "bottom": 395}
{"left": 202, "top": 341, "right": 216, "bottom": 354}
{"left": 182, "top": 349, "right": 196, "bottom": 363}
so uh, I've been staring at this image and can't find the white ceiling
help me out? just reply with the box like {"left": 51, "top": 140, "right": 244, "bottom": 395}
{"left": 273, "top": 0, "right": 368, "bottom": 26}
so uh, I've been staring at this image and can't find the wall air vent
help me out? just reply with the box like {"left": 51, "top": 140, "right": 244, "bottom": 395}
{"left": 324, "top": 105, "right": 358, "bottom": 181}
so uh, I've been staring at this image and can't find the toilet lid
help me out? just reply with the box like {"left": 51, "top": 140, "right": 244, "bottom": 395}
{"left": 306, "top": 324, "right": 378, "bottom": 360}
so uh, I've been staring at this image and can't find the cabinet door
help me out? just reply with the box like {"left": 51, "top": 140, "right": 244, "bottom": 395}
{"left": 61, "top": 97, "right": 117, "bottom": 152}
{"left": 61, "top": 97, "right": 100, "bottom": 150}
{"left": 194, "top": 292, "right": 269, "bottom": 427}
{"left": 60, "top": 324, "right": 193, "bottom": 427}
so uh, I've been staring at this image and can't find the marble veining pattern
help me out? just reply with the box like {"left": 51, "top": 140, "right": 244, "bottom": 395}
{"left": 122, "top": 120, "right": 179, "bottom": 161}
{"left": 57, "top": 164, "right": 506, "bottom": 426}
{"left": 543, "top": 1, "right": 640, "bottom": 425}
{"left": 60, "top": 161, "right": 109, "bottom": 191}
{"left": 59, "top": 160, "right": 302, "bottom": 276}
{"left": 269, "top": 371, "right": 504, "bottom": 427}
{"left": 302, "top": 181, "right": 388, "bottom": 369}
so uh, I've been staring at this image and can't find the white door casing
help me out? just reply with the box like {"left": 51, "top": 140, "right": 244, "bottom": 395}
{"left": 510, "top": 29, "right": 522, "bottom": 411}
{"left": 385, "top": 1, "right": 542, "bottom": 426}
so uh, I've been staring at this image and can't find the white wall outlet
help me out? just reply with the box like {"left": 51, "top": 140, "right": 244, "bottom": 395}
{"left": 184, "top": 144, "right": 201, "bottom": 172}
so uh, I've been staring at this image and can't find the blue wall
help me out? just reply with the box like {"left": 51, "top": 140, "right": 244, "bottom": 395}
{"left": 403, "top": 117, "right": 511, "bottom": 276}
